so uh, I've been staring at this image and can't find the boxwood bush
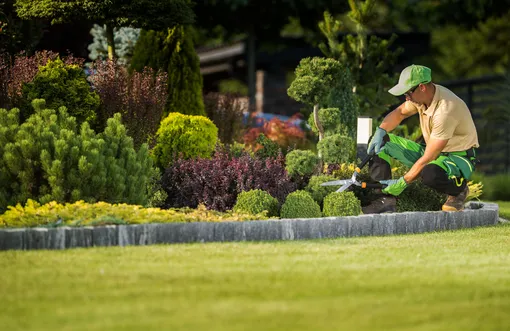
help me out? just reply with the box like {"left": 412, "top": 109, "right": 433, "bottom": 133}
{"left": 323, "top": 191, "right": 361, "bottom": 217}
{"left": 280, "top": 190, "right": 321, "bottom": 219}
{"left": 233, "top": 189, "right": 279, "bottom": 217}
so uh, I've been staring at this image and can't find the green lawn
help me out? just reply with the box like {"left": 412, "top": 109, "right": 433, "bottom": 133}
{"left": 1, "top": 222, "right": 510, "bottom": 331}
{"left": 495, "top": 200, "right": 510, "bottom": 219}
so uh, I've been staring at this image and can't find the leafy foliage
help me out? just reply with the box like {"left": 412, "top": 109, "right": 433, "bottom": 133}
{"left": 130, "top": 26, "right": 205, "bottom": 116}
{"left": 323, "top": 191, "right": 361, "bottom": 217}
{"left": 243, "top": 116, "right": 307, "bottom": 155}
{"left": 233, "top": 189, "right": 279, "bottom": 218}
{"left": 14, "top": 0, "right": 195, "bottom": 30}
{"left": 152, "top": 112, "right": 218, "bottom": 169}
{"left": 0, "top": 99, "right": 153, "bottom": 213}
{"left": 88, "top": 24, "right": 140, "bottom": 65}
{"left": 0, "top": 199, "right": 268, "bottom": 228}
{"left": 161, "top": 150, "right": 296, "bottom": 212}
{"left": 0, "top": 50, "right": 84, "bottom": 109}
{"left": 318, "top": 8, "right": 402, "bottom": 119}
{"left": 88, "top": 59, "right": 168, "bottom": 148}
{"left": 396, "top": 180, "right": 447, "bottom": 212}
{"left": 285, "top": 149, "right": 319, "bottom": 178}
{"left": 21, "top": 58, "right": 99, "bottom": 124}
{"left": 203, "top": 92, "right": 246, "bottom": 145}
{"left": 317, "top": 134, "right": 356, "bottom": 164}
{"left": 304, "top": 174, "right": 338, "bottom": 207}
{"left": 280, "top": 190, "right": 321, "bottom": 219}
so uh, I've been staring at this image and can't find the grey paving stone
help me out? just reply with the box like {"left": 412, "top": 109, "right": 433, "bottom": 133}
{"left": 259, "top": 220, "right": 283, "bottom": 241}
{"left": 349, "top": 215, "right": 374, "bottom": 237}
{"left": 213, "top": 222, "right": 236, "bottom": 242}
{"left": 47, "top": 228, "right": 66, "bottom": 250}
{"left": 195, "top": 222, "right": 215, "bottom": 243}
{"left": 281, "top": 220, "right": 296, "bottom": 240}
{"left": 0, "top": 229, "right": 26, "bottom": 250}
{"left": 65, "top": 227, "right": 93, "bottom": 249}
{"left": 372, "top": 214, "right": 396, "bottom": 236}
{"left": 318, "top": 217, "right": 349, "bottom": 238}
{"left": 156, "top": 223, "right": 187, "bottom": 244}
{"left": 118, "top": 225, "right": 135, "bottom": 246}
{"left": 92, "top": 225, "right": 118, "bottom": 247}
{"left": 26, "top": 228, "right": 48, "bottom": 250}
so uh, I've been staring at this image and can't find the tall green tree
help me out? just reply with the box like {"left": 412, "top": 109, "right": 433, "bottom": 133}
{"left": 193, "top": 0, "right": 350, "bottom": 106}
{"left": 130, "top": 26, "right": 205, "bottom": 116}
{"left": 14, "top": 0, "right": 194, "bottom": 59}
{"left": 318, "top": 1, "right": 403, "bottom": 118}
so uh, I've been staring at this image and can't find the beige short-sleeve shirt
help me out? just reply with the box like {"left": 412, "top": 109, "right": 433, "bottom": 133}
{"left": 404, "top": 84, "right": 479, "bottom": 152}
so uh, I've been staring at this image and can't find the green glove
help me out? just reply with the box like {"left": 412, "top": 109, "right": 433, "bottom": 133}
{"left": 381, "top": 177, "right": 408, "bottom": 196}
{"left": 367, "top": 127, "right": 387, "bottom": 154}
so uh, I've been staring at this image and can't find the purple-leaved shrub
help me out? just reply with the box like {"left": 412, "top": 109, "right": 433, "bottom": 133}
{"left": 161, "top": 150, "right": 296, "bottom": 212}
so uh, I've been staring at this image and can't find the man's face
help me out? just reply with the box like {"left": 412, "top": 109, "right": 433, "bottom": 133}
{"left": 404, "top": 84, "right": 423, "bottom": 105}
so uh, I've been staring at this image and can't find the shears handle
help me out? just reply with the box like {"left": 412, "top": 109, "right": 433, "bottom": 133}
{"left": 360, "top": 182, "right": 386, "bottom": 189}
{"left": 354, "top": 152, "right": 375, "bottom": 174}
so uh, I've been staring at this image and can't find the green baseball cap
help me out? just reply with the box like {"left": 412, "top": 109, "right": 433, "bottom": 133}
{"left": 388, "top": 64, "right": 432, "bottom": 96}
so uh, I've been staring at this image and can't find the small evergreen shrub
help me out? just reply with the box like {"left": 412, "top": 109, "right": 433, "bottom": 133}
{"left": 0, "top": 99, "right": 153, "bottom": 213}
{"left": 317, "top": 133, "right": 356, "bottom": 164}
{"left": 280, "top": 190, "right": 322, "bottom": 219}
{"left": 285, "top": 149, "right": 319, "bottom": 177}
{"left": 21, "top": 58, "right": 99, "bottom": 124}
{"left": 233, "top": 189, "right": 279, "bottom": 217}
{"left": 304, "top": 175, "right": 339, "bottom": 207}
{"left": 323, "top": 191, "right": 361, "bottom": 217}
{"left": 152, "top": 112, "right": 218, "bottom": 169}
{"left": 0, "top": 50, "right": 84, "bottom": 109}
{"left": 0, "top": 200, "right": 268, "bottom": 228}
{"left": 161, "top": 150, "right": 296, "bottom": 212}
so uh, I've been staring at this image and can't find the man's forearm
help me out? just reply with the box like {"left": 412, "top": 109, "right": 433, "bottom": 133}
{"left": 379, "top": 108, "right": 405, "bottom": 133}
{"left": 403, "top": 157, "right": 429, "bottom": 184}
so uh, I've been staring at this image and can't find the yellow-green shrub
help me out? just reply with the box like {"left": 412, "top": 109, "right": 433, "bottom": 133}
{"left": 280, "top": 190, "right": 321, "bottom": 219}
{"left": 233, "top": 189, "right": 279, "bottom": 217}
{"left": 323, "top": 191, "right": 361, "bottom": 217}
{"left": 152, "top": 112, "right": 218, "bottom": 168}
{"left": 0, "top": 199, "right": 271, "bottom": 228}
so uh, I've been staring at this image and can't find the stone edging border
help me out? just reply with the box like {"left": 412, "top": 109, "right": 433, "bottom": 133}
{"left": 0, "top": 202, "right": 499, "bottom": 251}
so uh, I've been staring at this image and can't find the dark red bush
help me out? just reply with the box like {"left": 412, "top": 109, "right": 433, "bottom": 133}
{"left": 161, "top": 150, "right": 296, "bottom": 212}
{"left": 0, "top": 50, "right": 84, "bottom": 109}
{"left": 88, "top": 59, "right": 168, "bottom": 147}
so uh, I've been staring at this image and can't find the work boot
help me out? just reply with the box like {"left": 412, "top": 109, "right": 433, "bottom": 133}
{"left": 442, "top": 185, "right": 469, "bottom": 211}
{"left": 362, "top": 195, "right": 397, "bottom": 214}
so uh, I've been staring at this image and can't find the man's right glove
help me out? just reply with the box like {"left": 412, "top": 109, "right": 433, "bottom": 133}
{"left": 367, "top": 127, "right": 387, "bottom": 155}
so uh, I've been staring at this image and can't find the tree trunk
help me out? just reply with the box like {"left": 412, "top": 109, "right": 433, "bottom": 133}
{"left": 106, "top": 24, "right": 116, "bottom": 60}
{"left": 313, "top": 103, "right": 324, "bottom": 171}
{"left": 247, "top": 28, "right": 256, "bottom": 109}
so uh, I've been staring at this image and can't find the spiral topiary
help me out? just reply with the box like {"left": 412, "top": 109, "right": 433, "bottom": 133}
{"left": 280, "top": 190, "right": 321, "bottom": 219}
{"left": 323, "top": 191, "right": 361, "bottom": 217}
{"left": 233, "top": 189, "right": 279, "bottom": 217}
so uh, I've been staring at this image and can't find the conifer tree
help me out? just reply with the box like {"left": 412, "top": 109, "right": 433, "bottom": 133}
{"left": 0, "top": 99, "right": 153, "bottom": 212}
{"left": 130, "top": 26, "right": 205, "bottom": 116}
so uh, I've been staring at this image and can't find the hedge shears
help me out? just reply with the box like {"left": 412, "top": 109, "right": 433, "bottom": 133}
{"left": 320, "top": 153, "right": 386, "bottom": 193}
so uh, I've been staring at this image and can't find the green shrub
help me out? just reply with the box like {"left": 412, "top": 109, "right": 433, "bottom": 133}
{"left": 21, "top": 58, "right": 99, "bottom": 124}
{"left": 317, "top": 134, "right": 355, "bottom": 164}
{"left": 233, "top": 189, "right": 279, "bottom": 217}
{"left": 304, "top": 175, "right": 339, "bottom": 206}
{"left": 152, "top": 112, "right": 218, "bottom": 168}
{"left": 285, "top": 149, "right": 319, "bottom": 177}
{"left": 0, "top": 200, "right": 268, "bottom": 228}
{"left": 396, "top": 180, "right": 447, "bottom": 212}
{"left": 323, "top": 191, "right": 361, "bottom": 217}
{"left": 255, "top": 133, "right": 281, "bottom": 159}
{"left": 307, "top": 107, "right": 346, "bottom": 136}
{"left": 0, "top": 99, "right": 153, "bottom": 213}
{"left": 280, "top": 190, "right": 321, "bottom": 219}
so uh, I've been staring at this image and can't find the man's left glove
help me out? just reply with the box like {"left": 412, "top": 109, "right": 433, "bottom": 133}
{"left": 380, "top": 177, "right": 408, "bottom": 196}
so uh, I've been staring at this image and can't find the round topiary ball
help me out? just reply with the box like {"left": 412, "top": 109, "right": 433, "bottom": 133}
{"left": 280, "top": 190, "right": 321, "bottom": 219}
{"left": 304, "top": 174, "right": 339, "bottom": 207}
{"left": 233, "top": 189, "right": 279, "bottom": 217}
{"left": 285, "top": 149, "right": 319, "bottom": 177}
{"left": 323, "top": 191, "right": 361, "bottom": 217}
